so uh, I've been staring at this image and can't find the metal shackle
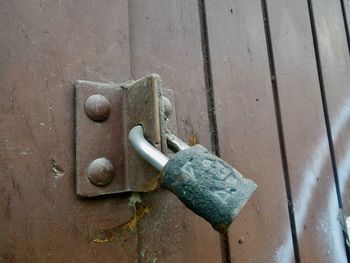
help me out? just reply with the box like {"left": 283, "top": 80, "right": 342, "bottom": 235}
{"left": 128, "top": 125, "right": 191, "bottom": 171}
{"left": 128, "top": 125, "right": 169, "bottom": 171}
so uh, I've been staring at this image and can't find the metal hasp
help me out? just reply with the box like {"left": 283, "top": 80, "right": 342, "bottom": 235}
{"left": 76, "top": 73, "right": 257, "bottom": 234}
{"left": 129, "top": 125, "right": 257, "bottom": 234}
{"left": 75, "top": 74, "right": 177, "bottom": 197}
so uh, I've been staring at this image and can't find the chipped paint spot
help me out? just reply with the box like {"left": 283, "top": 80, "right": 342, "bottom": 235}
{"left": 140, "top": 248, "right": 146, "bottom": 258}
{"left": 51, "top": 159, "right": 64, "bottom": 178}
{"left": 128, "top": 192, "right": 141, "bottom": 209}
{"left": 93, "top": 205, "right": 150, "bottom": 243}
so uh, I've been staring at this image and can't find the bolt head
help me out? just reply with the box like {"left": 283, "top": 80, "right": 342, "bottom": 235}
{"left": 87, "top": 158, "right": 114, "bottom": 186}
{"left": 85, "top": 94, "right": 111, "bottom": 122}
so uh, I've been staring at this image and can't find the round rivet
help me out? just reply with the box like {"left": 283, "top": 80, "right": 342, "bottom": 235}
{"left": 87, "top": 158, "right": 114, "bottom": 186}
{"left": 85, "top": 94, "right": 111, "bottom": 122}
{"left": 162, "top": 96, "right": 172, "bottom": 118}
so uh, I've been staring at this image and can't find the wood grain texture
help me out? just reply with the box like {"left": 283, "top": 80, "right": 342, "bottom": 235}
{"left": 128, "top": 0, "right": 222, "bottom": 262}
{"left": 0, "top": 1, "right": 138, "bottom": 262}
{"left": 342, "top": 0, "right": 350, "bottom": 39}
{"left": 266, "top": 0, "right": 346, "bottom": 261}
{"left": 204, "top": 1, "right": 294, "bottom": 262}
{"left": 311, "top": 0, "right": 350, "bottom": 259}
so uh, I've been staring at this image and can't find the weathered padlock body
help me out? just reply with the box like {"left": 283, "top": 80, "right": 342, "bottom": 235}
{"left": 160, "top": 145, "right": 257, "bottom": 233}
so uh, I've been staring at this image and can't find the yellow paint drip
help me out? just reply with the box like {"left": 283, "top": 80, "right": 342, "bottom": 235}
{"left": 188, "top": 132, "right": 198, "bottom": 146}
{"left": 140, "top": 174, "right": 161, "bottom": 192}
{"left": 93, "top": 205, "right": 150, "bottom": 243}
{"left": 122, "top": 205, "right": 150, "bottom": 232}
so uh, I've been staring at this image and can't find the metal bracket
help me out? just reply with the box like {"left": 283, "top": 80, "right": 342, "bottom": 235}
{"left": 75, "top": 74, "right": 177, "bottom": 197}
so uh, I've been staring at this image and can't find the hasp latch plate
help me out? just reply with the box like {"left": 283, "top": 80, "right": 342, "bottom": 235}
{"left": 75, "top": 74, "right": 177, "bottom": 197}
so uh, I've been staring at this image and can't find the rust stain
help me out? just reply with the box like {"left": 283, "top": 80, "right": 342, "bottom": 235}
{"left": 93, "top": 205, "right": 150, "bottom": 243}
{"left": 140, "top": 174, "right": 161, "bottom": 192}
{"left": 188, "top": 131, "right": 198, "bottom": 146}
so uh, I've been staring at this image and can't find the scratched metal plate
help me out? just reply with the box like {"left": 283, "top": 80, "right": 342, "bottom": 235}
{"left": 75, "top": 81, "right": 127, "bottom": 197}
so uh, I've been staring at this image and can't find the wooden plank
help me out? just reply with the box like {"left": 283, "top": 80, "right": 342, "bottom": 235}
{"left": 128, "top": 0, "right": 222, "bottom": 262}
{"left": 204, "top": 1, "right": 294, "bottom": 261}
{"left": 265, "top": 0, "right": 347, "bottom": 261}
{"left": 0, "top": 1, "right": 138, "bottom": 262}
{"left": 341, "top": 0, "right": 350, "bottom": 42}
{"left": 311, "top": 0, "right": 350, "bottom": 256}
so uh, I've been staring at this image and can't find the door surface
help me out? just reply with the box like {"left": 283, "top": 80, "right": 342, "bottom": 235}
{"left": 1, "top": 0, "right": 350, "bottom": 262}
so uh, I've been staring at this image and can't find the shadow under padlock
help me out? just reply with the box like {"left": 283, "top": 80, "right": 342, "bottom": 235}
{"left": 75, "top": 74, "right": 257, "bottom": 234}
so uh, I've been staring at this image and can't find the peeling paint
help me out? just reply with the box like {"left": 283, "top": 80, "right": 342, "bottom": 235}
{"left": 51, "top": 159, "right": 64, "bottom": 178}
{"left": 128, "top": 192, "right": 142, "bottom": 209}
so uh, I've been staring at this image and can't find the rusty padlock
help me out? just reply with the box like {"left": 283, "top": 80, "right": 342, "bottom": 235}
{"left": 129, "top": 125, "right": 257, "bottom": 234}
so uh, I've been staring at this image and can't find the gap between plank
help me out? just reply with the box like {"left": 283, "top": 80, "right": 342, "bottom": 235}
{"left": 197, "top": 0, "right": 229, "bottom": 263}
{"left": 340, "top": 0, "right": 350, "bottom": 54}
{"left": 307, "top": 0, "right": 350, "bottom": 259}
{"left": 260, "top": 0, "right": 301, "bottom": 262}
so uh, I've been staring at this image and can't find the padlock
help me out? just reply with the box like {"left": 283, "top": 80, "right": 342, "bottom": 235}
{"left": 129, "top": 125, "right": 257, "bottom": 234}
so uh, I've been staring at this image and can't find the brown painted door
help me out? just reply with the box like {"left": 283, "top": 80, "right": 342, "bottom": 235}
{"left": 1, "top": 0, "right": 350, "bottom": 262}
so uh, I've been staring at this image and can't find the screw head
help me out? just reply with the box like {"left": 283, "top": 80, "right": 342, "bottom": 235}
{"left": 87, "top": 158, "right": 114, "bottom": 186}
{"left": 85, "top": 94, "right": 111, "bottom": 122}
{"left": 161, "top": 96, "right": 172, "bottom": 118}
